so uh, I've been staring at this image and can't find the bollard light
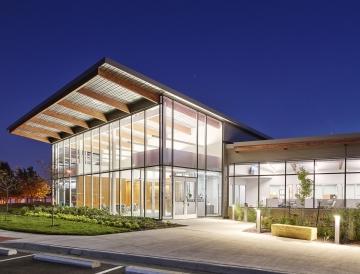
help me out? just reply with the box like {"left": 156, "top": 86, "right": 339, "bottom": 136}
{"left": 334, "top": 215, "right": 341, "bottom": 244}
{"left": 232, "top": 204, "right": 235, "bottom": 220}
{"left": 256, "top": 209, "right": 261, "bottom": 233}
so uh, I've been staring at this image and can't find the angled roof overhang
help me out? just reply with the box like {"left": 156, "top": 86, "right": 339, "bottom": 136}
{"left": 8, "top": 57, "right": 270, "bottom": 143}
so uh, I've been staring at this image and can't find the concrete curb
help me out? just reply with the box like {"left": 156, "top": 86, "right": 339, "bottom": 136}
{"left": 33, "top": 254, "right": 101, "bottom": 268}
{"left": 2, "top": 242, "right": 285, "bottom": 274}
{"left": 0, "top": 247, "right": 17, "bottom": 256}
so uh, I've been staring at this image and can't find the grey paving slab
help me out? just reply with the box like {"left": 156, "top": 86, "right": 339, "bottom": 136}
{"left": 0, "top": 218, "right": 359, "bottom": 274}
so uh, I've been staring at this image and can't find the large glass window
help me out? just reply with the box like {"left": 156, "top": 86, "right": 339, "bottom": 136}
{"left": 110, "top": 121, "right": 120, "bottom": 171}
{"left": 76, "top": 135, "right": 84, "bottom": 175}
{"left": 346, "top": 173, "right": 360, "bottom": 208}
{"left": 92, "top": 128, "right": 100, "bottom": 173}
{"left": 346, "top": 158, "right": 360, "bottom": 173}
{"left": 173, "top": 102, "right": 197, "bottom": 168}
{"left": 120, "top": 117, "right": 132, "bottom": 169}
{"left": 198, "top": 113, "right": 206, "bottom": 170}
{"left": 315, "top": 159, "right": 345, "bottom": 173}
{"left": 75, "top": 176, "right": 84, "bottom": 207}
{"left": 100, "top": 173, "right": 110, "bottom": 209}
{"left": 286, "top": 175, "right": 313, "bottom": 208}
{"left": 120, "top": 170, "right": 131, "bottom": 216}
{"left": 58, "top": 179, "right": 64, "bottom": 206}
{"left": 286, "top": 160, "right": 314, "bottom": 175}
{"left": 145, "top": 167, "right": 160, "bottom": 218}
{"left": 110, "top": 172, "right": 120, "bottom": 214}
{"left": 84, "top": 132, "right": 92, "bottom": 174}
{"left": 197, "top": 170, "right": 206, "bottom": 217}
{"left": 132, "top": 169, "right": 144, "bottom": 216}
{"left": 163, "top": 166, "right": 172, "bottom": 218}
{"left": 64, "top": 139, "right": 70, "bottom": 177}
{"left": 93, "top": 174, "right": 100, "bottom": 209}
{"left": 315, "top": 174, "right": 344, "bottom": 208}
{"left": 163, "top": 97, "right": 172, "bottom": 165}
{"left": 206, "top": 117, "right": 222, "bottom": 171}
{"left": 260, "top": 162, "right": 285, "bottom": 175}
{"left": 235, "top": 163, "right": 258, "bottom": 176}
{"left": 70, "top": 137, "right": 77, "bottom": 176}
{"left": 64, "top": 178, "right": 70, "bottom": 205}
{"left": 145, "top": 106, "right": 160, "bottom": 166}
{"left": 132, "top": 112, "right": 145, "bottom": 168}
{"left": 206, "top": 171, "right": 221, "bottom": 215}
{"left": 100, "top": 125, "right": 110, "bottom": 172}
{"left": 84, "top": 175, "right": 92, "bottom": 207}
{"left": 233, "top": 177, "right": 258, "bottom": 207}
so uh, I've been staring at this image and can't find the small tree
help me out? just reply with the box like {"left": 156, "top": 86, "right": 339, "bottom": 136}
{"left": 295, "top": 167, "right": 313, "bottom": 207}
{"left": 0, "top": 162, "right": 18, "bottom": 214}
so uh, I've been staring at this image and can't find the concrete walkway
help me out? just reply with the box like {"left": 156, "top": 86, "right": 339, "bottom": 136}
{"left": 0, "top": 218, "right": 359, "bottom": 273}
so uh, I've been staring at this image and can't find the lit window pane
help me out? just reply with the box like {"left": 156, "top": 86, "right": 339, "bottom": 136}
{"left": 233, "top": 177, "right": 258, "bottom": 207}
{"left": 132, "top": 112, "right": 145, "bottom": 168}
{"left": 146, "top": 106, "right": 160, "bottom": 166}
{"left": 315, "top": 159, "right": 345, "bottom": 173}
{"left": 260, "top": 162, "right": 285, "bottom": 175}
{"left": 346, "top": 158, "right": 360, "bottom": 173}
{"left": 173, "top": 102, "right": 197, "bottom": 168}
{"left": 92, "top": 128, "right": 100, "bottom": 173}
{"left": 286, "top": 160, "right": 314, "bottom": 174}
{"left": 206, "top": 117, "right": 222, "bottom": 171}
{"left": 120, "top": 117, "right": 131, "bottom": 169}
{"left": 259, "top": 175, "right": 285, "bottom": 207}
{"left": 100, "top": 125, "right": 110, "bottom": 172}
{"left": 315, "top": 174, "right": 344, "bottom": 208}
{"left": 235, "top": 163, "right": 258, "bottom": 176}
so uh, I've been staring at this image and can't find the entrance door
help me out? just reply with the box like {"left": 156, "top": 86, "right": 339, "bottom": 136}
{"left": 174, "top": 177, "right": 197, "bottom": 218}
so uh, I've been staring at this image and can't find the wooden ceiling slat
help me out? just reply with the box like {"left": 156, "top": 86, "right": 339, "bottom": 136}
{"left": 43, "top": 110, "right": 89, "bottom": 129}
{"left": 20, "top": 125, "right": 61, "bottom": 139}
{"left": 57, "top": 100, "right": 108, "bottom": 122}
{"left": 77, "top": 87, "right": 130, "bottom": 114}
{"left": 13, "top": 129, "right": 50, "bottom": 143}
{"left": 30, "top": 118, "right": 74, "bottom": 134}
{"left": 98, "top": 67, "right": 160, "bottom": 104}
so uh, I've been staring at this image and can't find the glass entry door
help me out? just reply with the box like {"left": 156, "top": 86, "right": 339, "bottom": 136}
{"left": 174, "top": 177, "right": 197, "bottom": 218}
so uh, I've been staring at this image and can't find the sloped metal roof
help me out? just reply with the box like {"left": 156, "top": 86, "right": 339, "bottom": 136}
{"left": 8, "top": 57, "right": 270, "bottom": 143}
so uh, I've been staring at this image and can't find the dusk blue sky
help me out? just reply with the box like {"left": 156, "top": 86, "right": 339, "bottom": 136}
{"left": 1, "top": 1, "right": 360, "bottom": 169}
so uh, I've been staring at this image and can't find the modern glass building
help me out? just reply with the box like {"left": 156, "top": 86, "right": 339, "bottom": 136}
{"left": 7, "top": 58, "right": 267, "bottom": 219}
{"left": 10, "top": 58, "right": 360, "bottom": 219}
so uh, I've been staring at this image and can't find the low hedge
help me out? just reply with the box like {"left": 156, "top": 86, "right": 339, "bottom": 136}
{"left": 19, "top": 205, "right": 173, "bottom": 231}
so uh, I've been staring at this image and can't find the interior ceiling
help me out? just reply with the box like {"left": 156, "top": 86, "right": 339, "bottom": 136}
{"left": 9, "top": 62, "right": 161, "bottom": 143}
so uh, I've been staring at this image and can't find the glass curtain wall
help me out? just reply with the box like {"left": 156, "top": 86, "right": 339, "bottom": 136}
{"left": 162, "top": 97, "right": 223, "bottom": 218}
{"left": 229, "top": 158, "right": 360, "bottom": 208}
{"left": 53, "top": 97, "right": 223, "bottom": 218}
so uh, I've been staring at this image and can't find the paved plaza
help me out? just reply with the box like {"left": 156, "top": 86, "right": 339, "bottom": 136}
{"left": 1, "top": 218, "right": 359, "bottom": 273}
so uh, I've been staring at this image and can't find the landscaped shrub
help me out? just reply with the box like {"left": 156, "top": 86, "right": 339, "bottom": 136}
{"left": 21, "top": 205, "right": 174, "bottom": 231}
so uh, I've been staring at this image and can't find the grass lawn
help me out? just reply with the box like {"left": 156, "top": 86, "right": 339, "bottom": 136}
{"left": 0, "top": 213, "right": 130, "bottom": 235}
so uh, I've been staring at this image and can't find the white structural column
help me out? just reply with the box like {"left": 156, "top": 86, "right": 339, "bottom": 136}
{"left": 256, "top": 209, "right": 261, "bottom": 233}
{"left": 111, "top": 173, "right": 117, "bottom": 214}
{"left": 334, "top": 215, "right": 341, "bottom": 244}
{"left": 110, "top": 127, "right": 118, "bottom": 214}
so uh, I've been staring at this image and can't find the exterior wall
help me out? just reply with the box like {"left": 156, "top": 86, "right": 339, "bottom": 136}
{"left": 226, "top": 143, "right": 360, "bottom": 210}
{"left": 52, "top": 96, "right": 224, "bottom": 219}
